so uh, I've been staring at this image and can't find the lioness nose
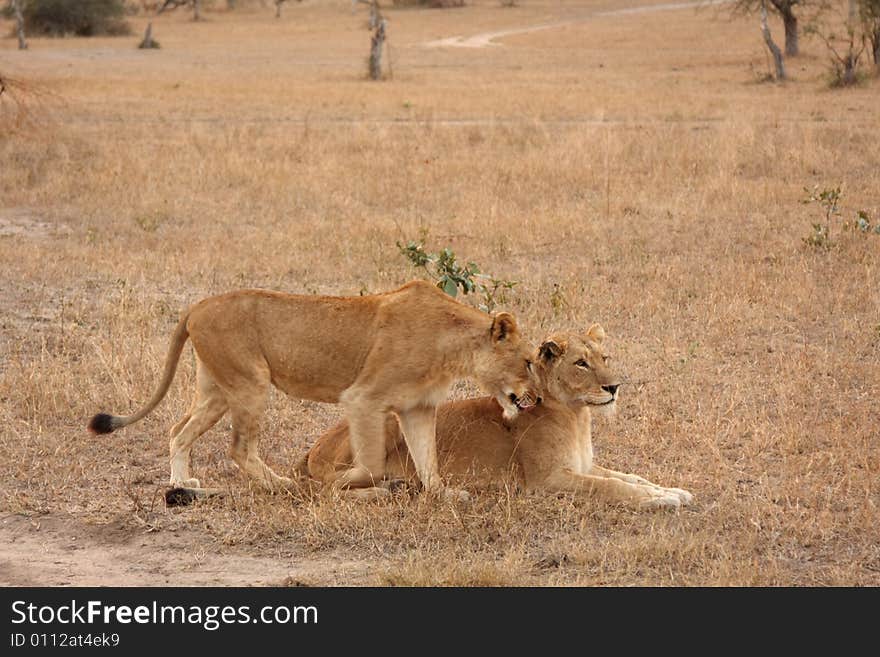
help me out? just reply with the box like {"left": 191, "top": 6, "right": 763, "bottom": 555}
{"left": 602, "top": 384, "right": 619, "bottom": 396}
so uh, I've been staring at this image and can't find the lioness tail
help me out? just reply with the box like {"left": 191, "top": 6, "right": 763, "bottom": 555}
{"left": 88, "top": 312, "right": 190, "bottom": 435}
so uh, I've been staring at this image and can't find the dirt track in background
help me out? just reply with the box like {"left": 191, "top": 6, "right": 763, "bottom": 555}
{"left": 424, "top": 0, "right": 731, "bottom": 48}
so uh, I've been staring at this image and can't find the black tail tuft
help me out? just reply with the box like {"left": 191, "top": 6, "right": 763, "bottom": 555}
{"left": 165, "top": 487, "right": 198, "bottom": 507}
{"left": 88, "top": 413, "right": 116, "bottom": 435}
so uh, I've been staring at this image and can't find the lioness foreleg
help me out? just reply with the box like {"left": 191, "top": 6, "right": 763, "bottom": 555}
{"left": 398, "top": 405, "right": 469, "bottom": 502}
{"left": 589, "top": 465, "right": 693, "bottom": 506}
{"left": 546, "top": 469, "right": 682, "bottom": 509}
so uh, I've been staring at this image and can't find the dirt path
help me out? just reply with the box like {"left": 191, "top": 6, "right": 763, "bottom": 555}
{"left": 424, "top": 0, "right": 731, "bottom": 48}
{"left": 0, "top": 513, "right": 369, "bottom": 586}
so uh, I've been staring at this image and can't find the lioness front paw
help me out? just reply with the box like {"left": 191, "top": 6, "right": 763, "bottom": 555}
{"left": 637, "top": 487, "right": 681, "bottom": 510}
{"left": 269, "top": 475, "right": 296, "bottom": 492}
{"left": 663, "top": 487, "right": 694, "bottom": 505}
{"left": 439, "top": 487, "right": 471, "bottom": 504}
{"left": 171, "top": 477, "right": 201, "bottom": 489}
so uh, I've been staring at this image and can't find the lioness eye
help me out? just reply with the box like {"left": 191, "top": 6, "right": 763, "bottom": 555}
{"left": 575, "top": 359, "right": 590, "bottom": 369}
{"left": 526, "top": 360, "right": 533, "bottom": 371}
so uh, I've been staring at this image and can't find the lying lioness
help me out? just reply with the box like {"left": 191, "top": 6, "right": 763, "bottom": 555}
{"left": 300, "top": 325, "right": 693, "bottom": 509}
{"left": 88, "top": 280, "right": 540, "bottom": 501}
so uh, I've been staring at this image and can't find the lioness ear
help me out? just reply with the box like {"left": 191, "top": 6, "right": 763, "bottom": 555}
{"left": 585, "top": 323, "right": 605, "bottom": 344}
{"left": 490, "top": 312, "right": 518, "bottom": 343}
{"left": 539, "top": 340, "right": 564, "bottom": 362}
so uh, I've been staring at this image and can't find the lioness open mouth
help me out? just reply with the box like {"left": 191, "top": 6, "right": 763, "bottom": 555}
{"left": 509, "top": 393, "right": 539, "bottom": 411}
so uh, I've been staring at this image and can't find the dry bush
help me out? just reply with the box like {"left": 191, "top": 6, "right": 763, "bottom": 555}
{"left": 22, "top": 0, "right": 131, "bottom": 36}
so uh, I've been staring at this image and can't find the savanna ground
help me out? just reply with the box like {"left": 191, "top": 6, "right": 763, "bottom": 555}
{"left": 0, "top": 0, "right": 878, "bottom": 586}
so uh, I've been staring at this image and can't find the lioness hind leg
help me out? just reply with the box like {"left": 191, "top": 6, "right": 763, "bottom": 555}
{"left": 169, "top": 364, "right": 228, "bottom": 488}
{"left": 227, "top": 387, "right": 293, "bottom": 492}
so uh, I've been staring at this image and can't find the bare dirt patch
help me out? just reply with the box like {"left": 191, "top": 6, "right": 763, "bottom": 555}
{"left": 0, "top": 208, "right": 66, "bottom": 239}
{"left": 0, "top": 512, "right": 371, "bottom": 586}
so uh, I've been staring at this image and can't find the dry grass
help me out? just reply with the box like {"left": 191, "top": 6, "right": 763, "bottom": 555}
{"left": 0, "top": 0, "right": 878, "bottom": 586}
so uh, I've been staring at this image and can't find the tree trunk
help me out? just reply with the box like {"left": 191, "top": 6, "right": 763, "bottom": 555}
{"left": 12, "top": 0, "right": 27, "bottom": 51}
{"left": 761, "top": 2, "right": 786, "bottom": 80}
{"left": 873, "top": 33, "right": 880, "bottom": 71}
{"left": 193, "top": 0, "right": 202, "bottom": 21}
{"left": 842, "top": 55, "right": 857, "bottom": 84}
{"left": 369, "top": 19, "right": 386, "bottom": 80}
{"left": 275, "top": 0, "right": 283, "bottom": 18}
{"left": 139, "top": 21, "right": 159, "bottom": 48}
{"left": 781, "top": 7, "right": 798, "bottom": 57}
{"left": 369, "top": 1, "right": 380, "bottom": 30}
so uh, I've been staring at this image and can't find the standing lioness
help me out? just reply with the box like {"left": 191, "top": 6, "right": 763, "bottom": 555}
{"left": 88, "top": 280, "right": 539, "bottom": 500}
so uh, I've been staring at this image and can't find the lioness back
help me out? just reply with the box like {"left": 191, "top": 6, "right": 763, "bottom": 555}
{"left": 188, "top": 289, "right": 382, "bottom": 403}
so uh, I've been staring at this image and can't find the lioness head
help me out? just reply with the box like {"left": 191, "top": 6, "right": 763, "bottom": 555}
{"left": 536, "top": 324, "right": 621, "bottom": 416}
{"left": 475, "top": 312, "right": 541, "bottom": 420}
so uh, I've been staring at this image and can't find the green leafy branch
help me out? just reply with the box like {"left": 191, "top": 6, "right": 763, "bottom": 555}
{"left": 397, "top": 239, "right": 517, "bottom": 312}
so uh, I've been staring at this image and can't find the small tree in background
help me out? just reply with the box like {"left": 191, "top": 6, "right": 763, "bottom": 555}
{"left": 760, "top": 0, "right": 787, "bottom": 78}
{"left": 274, "top": 0, "right": 303, "bottom": 18}
{"left": 157, "top": 0, "right": 201, "bottom": 21}
{"left": 807, "top": 0, "right": 868, "bottom": 85}
{"left": 735, "top": 0, "right": 805, "bottom": 55}
{"left": 861, "top": 0, "right": 880, "bottom": 70}
{"left": 9, "top": 0, "right": 27, "bottom": 49}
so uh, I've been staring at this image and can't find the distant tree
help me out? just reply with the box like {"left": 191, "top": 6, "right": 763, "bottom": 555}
{"left": 275, "top": 0, "right": 304, "bottom": 18}
{"left": 368, "top": 1, "right": 387, "bottom": 79}
{"left": 808, "top": 0, "right": 868, "bottom": 85}
{"left": 10, "top": 0, "right": 27, "bottom": 49}
{"left": 862, "top": 0, "right": 880, "bottom": 69}
{"left": 735, "top": 0, "right": 804, "bottom": 55}
{"left": 158, "top": 0, "right": 200, "bottom": 21}
{"left": 760, "top": 0, "right": 787, "bottom": 78}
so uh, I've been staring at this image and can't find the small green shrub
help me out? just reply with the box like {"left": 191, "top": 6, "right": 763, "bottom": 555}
{"left": 398, "top": 237, "right": 517, "bottom": 312}
{"left": 802, "top": 185, "right": 841, "bottom": 250}
{"left": 802, "top": 186, "right": 879, "bottom": 249}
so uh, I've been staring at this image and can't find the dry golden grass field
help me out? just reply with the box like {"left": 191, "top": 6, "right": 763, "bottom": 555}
{"left": 0, "top": 0, "right": 878, "bottom": 586}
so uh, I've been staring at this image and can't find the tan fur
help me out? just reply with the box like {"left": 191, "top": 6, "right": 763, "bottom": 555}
{"left": 89, "top": 280, "right": 540, "bottom": 500}
{"left": 301, "top": 325, "right": 693, "bottom": 509}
